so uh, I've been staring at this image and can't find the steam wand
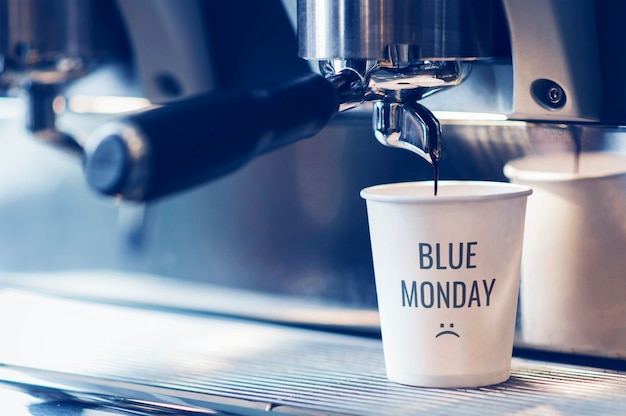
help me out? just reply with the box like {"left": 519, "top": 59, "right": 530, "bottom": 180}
{"left": 23, "top": 81, "right": 84, "bottom": 158}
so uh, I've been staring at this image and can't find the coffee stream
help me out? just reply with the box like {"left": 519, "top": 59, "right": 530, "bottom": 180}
{"left": 432, "top": 150, "right": 440, "bottom": 196}
{"left": 429, "top": 125, "right": 441, "bottom": 196}
{"left": 425, "top": 108, "right": 441, "bottom": 197}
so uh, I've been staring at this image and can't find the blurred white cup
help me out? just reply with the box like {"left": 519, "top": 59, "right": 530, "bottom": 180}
{"left": 504, "top": 152, "right": 626, "bottom": 358}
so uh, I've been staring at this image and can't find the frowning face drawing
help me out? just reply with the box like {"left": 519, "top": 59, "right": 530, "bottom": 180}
{"left": 436, "top": 322, "right": 460, "bottom": 338}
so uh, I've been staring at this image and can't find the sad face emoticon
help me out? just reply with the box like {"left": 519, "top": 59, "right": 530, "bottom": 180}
{"left": 436, "top": 322, "right": 460, "bottom": 338}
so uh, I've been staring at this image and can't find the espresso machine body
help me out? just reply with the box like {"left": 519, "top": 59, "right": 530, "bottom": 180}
{"left": 0, "top": 0, "right": 624, "bottom": 364}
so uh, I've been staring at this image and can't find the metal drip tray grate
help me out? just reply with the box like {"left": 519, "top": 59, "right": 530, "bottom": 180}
{"left": 0, "top": 289, "right": 625, "bottom": 415}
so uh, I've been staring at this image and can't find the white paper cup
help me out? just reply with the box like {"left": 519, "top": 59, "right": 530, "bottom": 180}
{"left": 504, "top": 152, "right": 626, "bottom": 358}
{"left": 361, "top": 181, "right": 531, "bottom": 388}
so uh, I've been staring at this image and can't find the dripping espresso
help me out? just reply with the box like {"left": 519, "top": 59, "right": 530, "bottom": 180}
{"left": 431, "top": 149, "right": 440, "bottom": 196}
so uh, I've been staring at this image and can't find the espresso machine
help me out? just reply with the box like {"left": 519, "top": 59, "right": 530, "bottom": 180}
{"left": 0, "top": 0, "right": 625, "bottom": 414}
{"left": 79, "top": 0, "right": 616, "bottom": 198}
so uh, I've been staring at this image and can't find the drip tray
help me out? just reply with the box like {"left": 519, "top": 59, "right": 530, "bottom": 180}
{"left": 0, "top": 289, "right": 625, "bottom": 415}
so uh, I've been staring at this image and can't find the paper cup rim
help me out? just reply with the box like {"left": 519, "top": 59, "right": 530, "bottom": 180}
{"left": 504, "top": 152, "right": 626, "bottom": 182}
{"left": 360, "top": 180, "right": 532, "bottom": 204}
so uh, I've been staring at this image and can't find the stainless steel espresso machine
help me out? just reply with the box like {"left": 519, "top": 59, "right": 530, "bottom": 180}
{"left": 0, "top": 0, "right": 625, "bottom": 414}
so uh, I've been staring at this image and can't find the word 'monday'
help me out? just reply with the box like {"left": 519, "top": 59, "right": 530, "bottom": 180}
{"left": 401, "top": 278, "right": 496, "bottom": 309}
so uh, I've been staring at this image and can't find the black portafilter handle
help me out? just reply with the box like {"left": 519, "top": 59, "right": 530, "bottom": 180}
{"left": 83, "top": 73, "right": 340, "bottom": 201}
